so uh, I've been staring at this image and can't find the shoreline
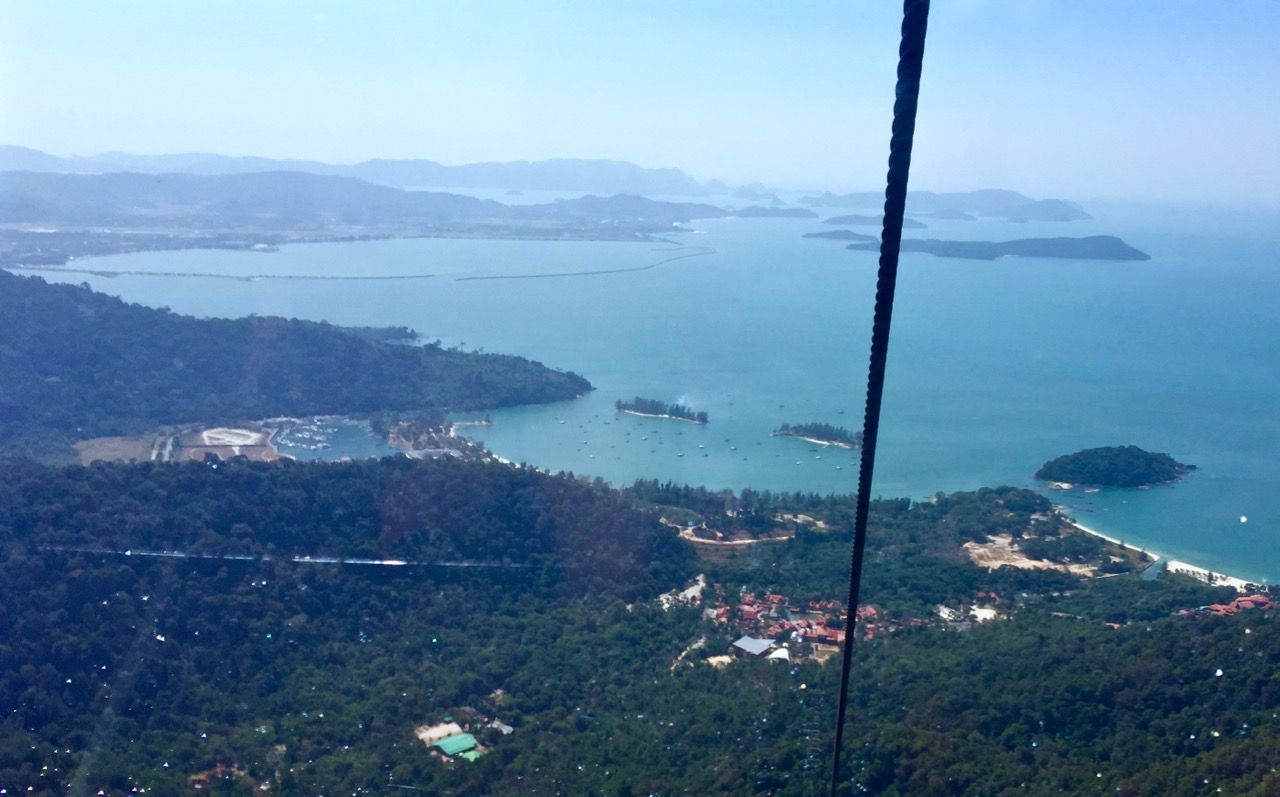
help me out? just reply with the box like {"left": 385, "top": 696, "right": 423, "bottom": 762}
{"left": 1055, "top": 505, "right": 1258, "bottom": 592}
{"left": 1163, "top": 560, "right": 1255, "bottom": 592}
{"left": 450, "top": 420, "right": 494, "bottom": 430}
{"left": 619, "top": 409, "right": 706, "bottom": 425}
{"left": 9, "top": 264, "right": 437, "bottom": 282}
{"left": 770, "top": 432, "right": 856, "bottom": 449}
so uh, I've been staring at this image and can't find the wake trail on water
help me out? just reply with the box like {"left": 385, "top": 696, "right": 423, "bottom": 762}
{"left": 454, "top": 245, "right": 716, "bottom": 281}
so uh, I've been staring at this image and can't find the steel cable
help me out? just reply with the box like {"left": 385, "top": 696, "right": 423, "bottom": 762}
{"left": 829, "top": 2, "right": 931, "bottom": 794}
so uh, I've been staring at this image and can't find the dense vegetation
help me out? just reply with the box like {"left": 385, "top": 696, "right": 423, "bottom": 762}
{"left": 0, "top": 457, "right": 691, "bottom": 598}
{"left": 2, "top": 457, "right": 1273, "bottom": 795}
{"left": 615, "top": 397, "right": 708, "bottom": 424}
{"left": 772, "top": 422, "right": 862, "bottom": 448}
{"left": 1036, "top": 445, "right": 1194, "bottom": 487}
{"left": 0, "top": 457, "right": 694, "bottom": 794}
{"left": 0, "top": 273, "right": 590, "bottom": 457}
{"left": 629, "top": 481, "right": 1092, "bottom": 613}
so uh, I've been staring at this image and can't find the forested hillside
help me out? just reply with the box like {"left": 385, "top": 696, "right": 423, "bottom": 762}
{"left": 2, "top": 457, "right": 1276, "bottom": 795}
{"left": 0, "top": 272, "right": 589, "bottom": 456}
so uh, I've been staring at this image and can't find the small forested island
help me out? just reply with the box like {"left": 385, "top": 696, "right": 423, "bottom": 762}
{"left": 800, "top": 189, "right": 1092, "bottom": 222}
{"left": 1008, "top": 198, "right": 1093, "bottom": 222}
{"left": 616, "top": 397, "right": 708, "bottom": 424}
{"left": 824, "top": 213, "right": 927, "bottom": 228}
{"left": 1036, "top": 445, "right": 1195, "bottom": 488}
{"left": 731, "top": 206, "right": 818, "bottom": 218}
{"left": 846, "top": 235, "right": 1150, "bottom": 261}
{"left": 924, "top": 208, "right": 977, "bottom": 220}
{"left": 732, "top": 184, "right": 782, "bottom": 203}
{"left": 772, "top": 422, "right": 862, "bottom": 448}
{"left": 801, "top": 229, "right": 878, "bottom": 242}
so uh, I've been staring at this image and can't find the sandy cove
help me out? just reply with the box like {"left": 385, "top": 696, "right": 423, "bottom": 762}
{"left": 1056, "top": 506, "right": 1257, "bottom": 592}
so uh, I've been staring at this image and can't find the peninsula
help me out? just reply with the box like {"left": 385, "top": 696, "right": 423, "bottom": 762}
{"left": 772, "top": 422, "right": 862, "bottom": 448}
{"left": 1036, "top": 445, "right": 1195, "bottom": 488}
{"left": 0, "top": 271, "right": 591, "bottom": 460}
{"left": 846, "top": 235, "right": 1150, "bottom": 261}
{"left": 616, "top": 397, "right": 708, "bottom": 424}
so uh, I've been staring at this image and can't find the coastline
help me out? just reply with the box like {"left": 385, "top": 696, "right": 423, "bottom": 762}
{"left": 1163, "top": 560, "right": 1254, "bottom": 592}
{"left": 619, "top": 409, "right": 706, "bottom": 425}
{"left": 770, "top": 432, "right": 856, "bottom": 449}
{"left": 264, "top": 426, "right": 281, "bottom": 460}
{"left": 450, "top": 420, "right": 494, "bottom": 430}
{"left": 1055, "top": 505, "right": 1257, "bottom": 592}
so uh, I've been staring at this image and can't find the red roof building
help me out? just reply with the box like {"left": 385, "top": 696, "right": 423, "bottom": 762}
{"left": 1206, "top": 594, "right": 1274, "bottom": 616}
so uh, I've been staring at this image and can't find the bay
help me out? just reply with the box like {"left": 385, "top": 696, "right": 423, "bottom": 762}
{"left": 22, "top": 201, "right": 1280, "bottom": 582}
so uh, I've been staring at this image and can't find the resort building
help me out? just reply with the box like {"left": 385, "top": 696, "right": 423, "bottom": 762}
{"left": 434, "top": 732, "right": 479, "bottom": 758}
{"left": 733, "top": 636, "right": 774, "bottom": 657}
{"left": 415, "top": 721, "right": 464, "bottom": 744}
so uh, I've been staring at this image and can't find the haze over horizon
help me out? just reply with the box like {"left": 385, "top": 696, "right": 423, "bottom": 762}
{"left": 3, "top": 1, "right": 1279, "bottom": 209}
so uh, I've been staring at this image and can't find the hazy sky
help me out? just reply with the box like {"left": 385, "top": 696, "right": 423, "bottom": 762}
{"left": 2, "top": 1, "right": 1278, "bottom": 206}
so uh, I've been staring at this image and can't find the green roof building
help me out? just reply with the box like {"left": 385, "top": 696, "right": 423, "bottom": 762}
{"left": 457, "top": 750, "right": 484, "bottom": 762}
{"left": 434, "top": 732, "right": 478, "bottom": 757}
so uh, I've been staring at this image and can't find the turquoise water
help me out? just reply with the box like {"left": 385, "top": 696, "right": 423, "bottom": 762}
{"left": 21, "top": 203, "right": 1280, "bottom": 581}
{"left": 275, "top": 418, "right": 396, "bottom": 462}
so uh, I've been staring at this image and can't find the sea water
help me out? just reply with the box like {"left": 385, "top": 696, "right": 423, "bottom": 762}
{"left": 22, "top": 201, "right": 1280, "bottom": 581}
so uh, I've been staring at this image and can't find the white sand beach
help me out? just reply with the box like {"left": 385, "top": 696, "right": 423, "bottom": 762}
{"left": 1056, "top": 506, "right": 1257, "bottom": 592}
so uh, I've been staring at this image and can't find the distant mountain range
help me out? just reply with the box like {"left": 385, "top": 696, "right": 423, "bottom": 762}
{"left": 0, "top": 145, "right": 724, "bottom": 197}
{"left": 1, "top": 147, "right": 1099, "bottom": 224}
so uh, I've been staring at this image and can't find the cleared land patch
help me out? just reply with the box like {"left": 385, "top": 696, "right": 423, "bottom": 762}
{"left": 74, "top": 435, "right": 156, "bottom": 464}
{"left": 201, "top": 427, "right": 267, "bottom": 447}
{"left": 964, "top": 534, "right": 1097, "bottom": 576}
{"left": 180, "top": 445, "right": 278, "bottom": 462}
